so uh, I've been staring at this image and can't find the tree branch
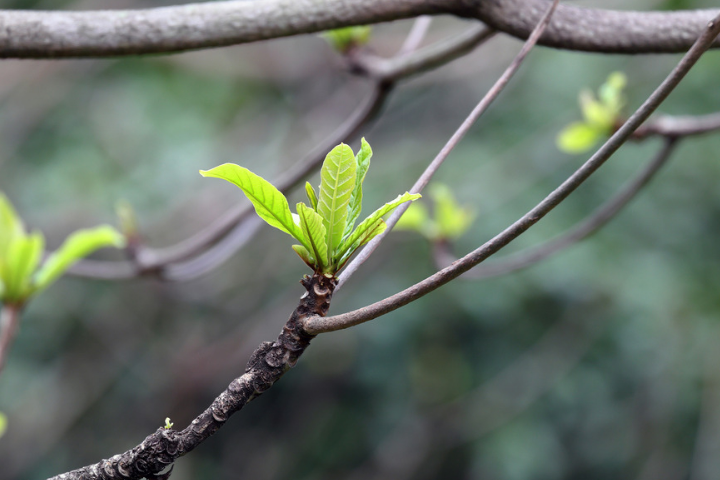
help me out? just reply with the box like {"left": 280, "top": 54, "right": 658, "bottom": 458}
{"left": 305, "top": 13, "right": 720, "bottom": 334}
{"left": 0, "top": 0, "right": 717, "bottom": 58}
{"left": 49, "top": 274, "right": 336, "bottom": 480}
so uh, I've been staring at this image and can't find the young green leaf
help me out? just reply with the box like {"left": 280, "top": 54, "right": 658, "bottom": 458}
{"left": 343, "top": 138, "right": 373, "bottom": 239}
{"left": 0, "top": 193, "right": 24, "bottom": 260}
{"left": 334, "top": 192, "right": 421, "bottom": 262}
{"left": 305, "top": 182, "right": 319, "bottom": 211}
{"left": 297, "top": 202, "right": 329, "bottom": 272}
{"left": 394, "top": 202, "right": 432, "bottom": 235}
{"left": 34, "top": 226, "right": 125, "bottom": 293}
{"left": 556, "top": 122, "right": 604, "bottom": 154}
{"left": 292, "top": 244, "right": 315, "bottom": 268}
{"left": 322, "top": 26, "right": 372, "bottom": 53}
{"left": 0, "top": 412, "right": 7, "bottom": 439}
{"left": 318, "top": 144, "right": 357, "bottom": 259}
{"left": 580, "top": 90, "right": 614, "bottom": 130}
{"left": 336, "top": 218, "right": 387, "bottom": 270}
{"left": 432, "top": 184, "right": 475, "bottom": 240}
{"left": 200, "top": 164, "right": 309, "bottom": 249}
{"left": 2, "top": 232, "right": 43, "bottom": 303}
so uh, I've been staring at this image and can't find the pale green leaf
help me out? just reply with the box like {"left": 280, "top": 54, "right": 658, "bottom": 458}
{"left": 556, "top": 122, "right": 604, "bottom": 154}
{"left": 394, "top": 202, "right": 429, "bottom": 233}
{"left": 599, "top": 71, "right": 627, "bottom": 109}
{"left": 305, "top": 182, "right": 319, "bottom": 211}
{"left": 292, "top": 244, "right": 315, "bottom": 269}
{"left": 297, "top": 202, "right": 329, "bottom": 271}
{"left": 0, "top": 192, "right": 24, "bottom": 261}
{"left": 432, "top": 184, "right": 475, "bottom": 240}
{"left": 322, "top": 26, "right": 372, "bottom": 53}
{"left": 343, "top": 138, "right": 373, "bottom": 239}
{"left": 0, "top": 412, "right": 7, "bottom": 439}
{"left": 580, "top": 90, "right": 615, "bottom": 129}
{"left": 335, "top": 192, "right": 421, "bottom": 263}
{"left": 318, "top": 144, "right": 357, "bottom": 259}
{"left": 1, "top": 232, "right": 43, "bottom": 303}
{"left": 200, "top": 164, "right": 308, "bottom": 248}
{"left": 337, "top": 219, "right": 387, "bottom": 270}
{"left": 34, "top": 226, "right": 125, "bottom": 293}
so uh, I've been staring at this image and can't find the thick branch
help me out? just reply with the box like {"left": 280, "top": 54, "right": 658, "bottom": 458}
{"left": 305, "top": 13, "right": 720, "bottom": 334}
{"left": 0, "top": 0, "right": 718, "bottom": 58}
{"left": 49, "top": 274, "right": 336, "bottom": 480}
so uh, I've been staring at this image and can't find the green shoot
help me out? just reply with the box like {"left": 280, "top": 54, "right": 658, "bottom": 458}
{"left": 395, "top": 183, "right": 474, "bottom": 242}
{"left": 0, "top": 192, "right": 125, "bottom": 306}
{"left": 164, "top": 417, "right": 174, "bottom": 429}
{"left": 322, "top": 26, "right": 372, "bottom": 53}
{"left": 557, "top": 72, "right": 627, "bottom": 154}
{"left": 200, "top": 139, "right": 420, "bottom": 276}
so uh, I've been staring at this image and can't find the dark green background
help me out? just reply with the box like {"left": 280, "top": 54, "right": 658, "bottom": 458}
{"left": 1, "top": 0, "right": 720, "bottom": 479}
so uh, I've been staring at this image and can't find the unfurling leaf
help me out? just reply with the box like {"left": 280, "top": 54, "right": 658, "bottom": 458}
{"left": 337, "top": 219, "right": 387, "bottom": 269}
{"left": 292, "top": 245, "right": 315, "bottom": 268}
{"left": 432, "top": 184, "right": 475, "bottom": 240}
{"left": 0, "top": 193, "right": 24, "bottom": 260}
{"left": 0, "top": 412, "right": 7, "bottom": 439}
{"left": 335, "top": 192, "right": 421, "bottom": 263}
{"left": 322, "top": 26, "right": 372, "bottom": 53}
{"left": 2, "top": 232, "right": 43, "bottom": 303}
{"left": 297, "top": 203, "right": 329, "bottom": 272}
{"left": 556, "top": 122, "right": 603, "bottom": 154}
{"left": 394, "top": 202, "right": 430, "bottom": 232}
{"left": 557, "top": 72, "right": 627, "bottom": 154}
{"left": 305, "top": 182, "right": 319, "bottom": 211}
{"left": 318, "top": 144, "right": 357, "bottom": 260}
{"left": 200, "top": 164, "right": 309, "bottom": 249}
{"left": 34, "top": 226, "right": 125, "bottom": 293}
{"left": 344, "top": 138, "right": 373, "bottom": 239}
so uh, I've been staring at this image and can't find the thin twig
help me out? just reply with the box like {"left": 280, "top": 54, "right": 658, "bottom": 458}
{"left": 336, "top": 0, "right": 559, "bottom": 290}
{"left": 434, "top": 137, "right": 678, "bottom": 279}
{"left": 634, "top": 112, "right": 720, "bottom": 139}
{"left": 397, "top": 15, "right": 433, "bottom": 55}
{"left": 349, "top": 24, "right": 495, "bottom": 82}
{"left": 0, "top": 304, "right": 22, "bottom": 377}
{"left": 306, "top": 12, "right": 720, "bottom": 334}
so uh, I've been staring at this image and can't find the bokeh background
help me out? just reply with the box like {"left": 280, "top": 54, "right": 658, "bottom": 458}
{"left": 2, "top": 0, "right": 720, "bottom": 479}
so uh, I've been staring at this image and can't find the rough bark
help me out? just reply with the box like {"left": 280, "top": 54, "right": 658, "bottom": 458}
{"left": 49, "top": 274, "right": 336, "bottom": 480}
{"left": 0, "top": 0, "right": 717, "bottom": 58}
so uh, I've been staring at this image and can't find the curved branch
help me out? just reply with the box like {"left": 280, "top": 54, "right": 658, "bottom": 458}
{"left": 304, "top": 13, "right": 720, "bottom": 334}
{"left": 0, "top": 0, "right": 717, "bottom": 58}
{"left": 50, "top": 274, "right": 337, "bottom": 480}
{"left": 436, "top": 137, "right": 678, "bottom": 279}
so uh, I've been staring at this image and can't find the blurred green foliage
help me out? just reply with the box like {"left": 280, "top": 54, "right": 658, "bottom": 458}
{"left": 1, "top": 2, "right": 720, "bottom": 480}
{"left": 556, "top": 72, "right": 627, "bottom": 154}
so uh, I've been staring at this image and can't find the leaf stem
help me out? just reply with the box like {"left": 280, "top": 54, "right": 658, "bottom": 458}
{"left": 0, "top": 303, "right": 23, "bottom": 377}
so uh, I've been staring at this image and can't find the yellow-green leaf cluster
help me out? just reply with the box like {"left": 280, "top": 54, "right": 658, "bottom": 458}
{"left": 322, "top": 26, "right": 372, "bottom": 53}
{"left": 0, "top": 192, "right": 125, "bottom": 306}
{"left": 201, "top": 139, "right": 420, "bottom": 276}
{"left": 557, "top": 72, "right": 627, "bottom": 154}
{"left": 395, "top": 183, "right": 474, "bottom": 242}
